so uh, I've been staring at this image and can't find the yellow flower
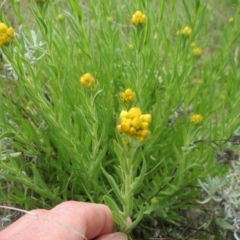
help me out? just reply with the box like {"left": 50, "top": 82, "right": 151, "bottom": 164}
{"left": 6, "top": 27, "right": 15, "bottom": 38}
{"left": 131, "top": 10, "right": 147, "bottom": 26}
{"left": 193, "top": 47, "right": 202, "bottom": 56}
{"left": 120, "top": 110, "right": 128, "bottom": 119}
{"left": 127, "top": 107, "right": 142, "bottom": 119}
{"left": 121, "top": 88, "right": 135, "bottom": 103}
{"left": 190, "top": 114, "right": 203, "bottom": 124}
{"left": 107, "top": 16, "right": 113, "bottom": 23}
{"left": 120, "top": 122, "right": 130, "bottom": 133}
{"left": 57, "top": 14, "right": 64, "bottom": 21}
{"left": 0, "top": 23, "right": 8, "bottom": 34}
{"left": 131, "top": 117, "right": 142, "bottom": 129}
{"left": 141, "top": 122, "right": 149, "bottom": 130}
{"left": 128, "top": 44, "right": 134, "bottom": 49}
{"left": 229, "top": 17, "right": 234, "bottom": 23}
{"left": 140, "top": 114, "right": 152, "bottom": 123}
{"left": 129, "top": 127, "right": 136, "bottom": 135}
{"left": 79, "top": 73, "right": 95, "bottom": 87}
{"left": 181, "top": 26, "right": 192, "bottom": 36}
{"left": 191, "top": 42, "right": 196, "bottom": 48}
{"left": 117, "top": 107, "right": 152, "bottom": 142}
{"left": 140, "top": 130, "right": 149, "bottom": 138}
{"left": 151, "top": 197, "right": 158, "bottom": 204}
{"left": 0, "top": 23, "right": 15, "bottom": 47}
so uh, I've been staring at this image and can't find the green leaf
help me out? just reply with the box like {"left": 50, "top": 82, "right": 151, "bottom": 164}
{"left": 104, "top": 195, "right": 121, "bottom": 214}
{"left": 31, "top": 164, "right": 50, "bottom": 191}
{"left": 130, "top": 154, "right": 146, "bottom": 194}
{"left": 0, "top": 131, "right": 14, "bottom": 139}
{"left": 215, "top": 218, "right": 234, "bottom": 230}
{"left": 102, "top": 168, "right": 124, "bottom": 203}
{"left": 112, "top": 212, "right": 127, "bottom": 228}
{"left": 124, "top": 205, "right": 144, "bottom": 232}
{"left": 92, "top": 88, "right": 104, "bottom": 104}
{"left": 182, "top": 0, "right": 192, "bottom": 23}
{"left": 77, "top": 107, "right": 94, "bottom": 136}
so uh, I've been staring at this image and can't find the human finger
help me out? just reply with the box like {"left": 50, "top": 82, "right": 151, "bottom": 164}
{"left": 95, "top": 232, "right": 128, "bottom": 240}
{"left": 0, "top": 209, "right": 48, "bottom": 239}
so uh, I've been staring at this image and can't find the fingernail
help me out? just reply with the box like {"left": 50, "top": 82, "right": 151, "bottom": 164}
{"left": 107, "top": 232, "right": 128, "bottom": 240}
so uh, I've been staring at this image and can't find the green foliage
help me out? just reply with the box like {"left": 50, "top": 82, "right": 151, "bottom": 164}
{"left": 0, "top": 0, "right": 240, "bottom": 236}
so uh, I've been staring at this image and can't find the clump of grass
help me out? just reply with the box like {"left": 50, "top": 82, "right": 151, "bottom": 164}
{"left": 0, "top": 0, "right": 240, "bottom": 238}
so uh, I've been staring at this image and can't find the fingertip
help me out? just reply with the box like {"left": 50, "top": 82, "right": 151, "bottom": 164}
{"left": 96, "top": 232, "right": 128, "bottom": 240}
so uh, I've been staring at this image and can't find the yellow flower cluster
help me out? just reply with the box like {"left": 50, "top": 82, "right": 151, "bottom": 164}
{"left": 0, "top": 23, "right": 15, "bottom": 47}
{"left": 181, "top": 26, "right": 192, "bottom": 36}
{"left": 131, "top": 10, "right": 147, "bottom": 26}
{"left": 117, "top": 107, "right": 152, "bottom": 142}
{"left": 190, "top": 114, "right": 203, "bottom": 124}
{"left": 79, "top": 73, "right": 95, "bottom": 87}
{"left": 121, "top": 88, "right": 135, "bottom": 103}
{"left": 193, "top": 47, "right": 202, "bottom": 56}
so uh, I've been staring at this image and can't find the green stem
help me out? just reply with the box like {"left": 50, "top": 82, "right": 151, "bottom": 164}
{"left": 123, "top": 156, "right": 132, "bottom": 219}
{"left": 122, "top": 145, "right": 136, "bottom": 224}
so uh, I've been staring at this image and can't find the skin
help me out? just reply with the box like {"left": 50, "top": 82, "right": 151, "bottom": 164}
{"left": 0, "top": 201, "right": 128, "bottom": 240}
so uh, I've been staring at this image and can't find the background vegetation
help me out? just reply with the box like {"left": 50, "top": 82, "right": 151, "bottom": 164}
{"left": 1, "top": 0, "right": 240, "bottom": 239}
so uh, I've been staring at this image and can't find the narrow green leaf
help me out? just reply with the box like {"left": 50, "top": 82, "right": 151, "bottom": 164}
{"left": 182, "top": 0, "right": 192, "bottom": 23}
{"left": 104, "top": 195, "right": 121, "bottom": 214}
{"left": 31, "top": 164, "right": 50, "bottom": 191}
{"left": 215, "top": 218, "right": 234, "bottom": 230}
{"left": 102, "top": 168, "right": 124, "bottom": 203}
{"left": 124, "top": 205, "right": 144, "bottom": 232}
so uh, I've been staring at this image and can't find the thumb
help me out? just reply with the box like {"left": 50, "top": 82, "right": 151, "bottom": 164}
{"left": 95, "top": 232, "right": 128, "bottom": 240}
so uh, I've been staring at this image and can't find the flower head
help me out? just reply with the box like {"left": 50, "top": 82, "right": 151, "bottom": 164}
{"left": 131, "top": 10, "right": 147, "bottom": 26}
{"left": 229, "top": 17, "right": 234, "bottom": 23}
{"left": 57, "top": 14, "right": 64, "bottom": 21}
{"left": 0, "top": 22, "right": 15, "bottom": 47}
{"left": 181, "top": 26, "right": 192, "bottom": 36}
{"left": 191, "top": 42, "right": 196, "bottom": 48}
{"left": 117, "top": 107, "right": 152, "bottom": 142}
{"left": 190, "top": 114, "right": 203, "bottom": 124}
{"left": 193, "top": 47, "right": 202, "bottom": 56}
{"left": 121, "top": 88, "right": 135, "bottom": 103}
{"left": 79, "top": 73, "right": 95, "bottom": 87}
{"left": 107, "top": 16, "right": 113, "bottom": 23}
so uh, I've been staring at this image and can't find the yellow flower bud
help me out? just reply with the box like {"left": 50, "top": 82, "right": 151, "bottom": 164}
{"left": 140, "top": 130, "right": 149, "bottom": 138}
{"left": 182, "top": 26, "right": 192, "bottom": 36}
{"left": 141, "top": 122, "right": 149, "bottom": 130}
{"left": 120, "top": 110, "right": 128, "bottom": 119}
{"left": 131, "top": 10, "right": 147, "bottom": 26}
{"left": 137, "top": 136, "right": 145, "bottom": 142}
{"left": 79, "top": 73, "right": 95, "bottom": 87}
{"left": 121, "top": 122, "right": 130, "bottom": 132}
{"left": 190, "top": 114, "right": 203, "bottom": 124}
{"left": 121, "top": 88, "right": 135, "bottom": 103}
{"left": 151, "top": 197, "right": 158, "bottom": 204}
{"left": 127, "top": 107, "right": 142, "bottom": 119}
{"left": 193, "top": 47, "right": 202, "bottom": 56}
{"left": 129, "top": 127, "right": 136, "bottom": 135}
{"left": 132, "top": 117, "right": 142, "bottom": 129}
{"left": 6, "top": 27, "right": 15, "bottom": 38}
{"left": 141, "top": 114, "right": 152, "bottom": 123}
{"left": 0, "top": 23, "right": 8, "bottom": 34}
{"left": 57, "top": 14, "right": 64, "bottom": 21}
